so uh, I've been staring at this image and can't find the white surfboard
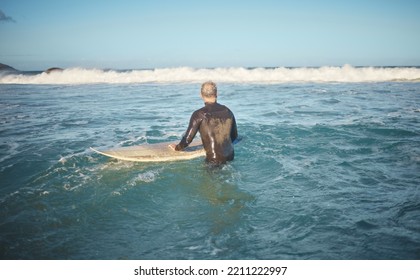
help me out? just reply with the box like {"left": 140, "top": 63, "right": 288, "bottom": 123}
{"left": 90, "top": 139, "right": 206, "bottom": 162}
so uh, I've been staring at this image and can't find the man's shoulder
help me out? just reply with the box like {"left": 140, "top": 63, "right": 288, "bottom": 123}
{"left": 194, "top": 106, "right": 206, "bottom": 114}
{"left": 218, "top": 103, "right": 234, "bottom": 114}
{"left": 191, "top": 106, "right": 207, "bottom": 119}
{"left": 214, "top": 102, "right": 232, "bottom": 111}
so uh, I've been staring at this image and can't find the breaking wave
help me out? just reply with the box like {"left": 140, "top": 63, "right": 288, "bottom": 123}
{"left": 1, "top": 65, "right": 420, "bottom": 84}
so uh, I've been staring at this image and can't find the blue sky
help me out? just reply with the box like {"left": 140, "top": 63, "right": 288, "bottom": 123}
{"left": 1, "top": 0, "right": 419, "bottom": 70}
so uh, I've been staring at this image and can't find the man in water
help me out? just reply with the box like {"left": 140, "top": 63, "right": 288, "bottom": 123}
{"left": 170, "top": 81, "right": 238, "bottom": 164}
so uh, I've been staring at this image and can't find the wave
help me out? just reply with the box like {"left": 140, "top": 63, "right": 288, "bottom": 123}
{"left": 1, "top": 65, "right": 420, "bottom": 84}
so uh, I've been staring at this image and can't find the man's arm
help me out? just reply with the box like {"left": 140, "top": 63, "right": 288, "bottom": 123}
{"left": 230, "top": 113, "right": 238, "bottom": 142}
{"left": 175, "top": 111, "right": 201, "bottom": 151}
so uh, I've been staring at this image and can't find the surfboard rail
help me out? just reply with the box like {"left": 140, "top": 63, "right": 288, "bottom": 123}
{"left": 90, "top": 140, "right": 206, "bottom": 162}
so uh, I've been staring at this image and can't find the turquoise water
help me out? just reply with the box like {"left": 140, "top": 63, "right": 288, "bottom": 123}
{"left": 1, "top": 79, "right": 420, "bottom": 259}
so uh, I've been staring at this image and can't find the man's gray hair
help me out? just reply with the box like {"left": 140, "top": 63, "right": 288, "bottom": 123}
{"left": 201, "top": 81, "right": 217, "bottom": 98}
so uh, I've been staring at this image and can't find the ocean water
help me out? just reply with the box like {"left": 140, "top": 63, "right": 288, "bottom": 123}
{"left": 0, "top": 66, "right": 420, "bottom": 259}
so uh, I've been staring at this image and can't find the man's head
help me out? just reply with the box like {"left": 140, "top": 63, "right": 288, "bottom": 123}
{"left": 201, "top": 81, "right": 217, "bottom": 102}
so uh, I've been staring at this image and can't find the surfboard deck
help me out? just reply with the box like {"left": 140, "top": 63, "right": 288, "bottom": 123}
{"left": 90, "top": 139, "right": 206, "bottom": 162}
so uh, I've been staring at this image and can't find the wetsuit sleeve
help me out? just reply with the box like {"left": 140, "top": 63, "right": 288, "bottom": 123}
{"left": 230, "top": 112, "right": 238, "bottom": 142}
{"left": 175, "top": 111, "right": 201, "bottom": 151}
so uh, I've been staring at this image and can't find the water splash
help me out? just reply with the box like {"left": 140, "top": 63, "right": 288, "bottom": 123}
{"left": 1, "top": 65, "right": 420, "bottom": 84}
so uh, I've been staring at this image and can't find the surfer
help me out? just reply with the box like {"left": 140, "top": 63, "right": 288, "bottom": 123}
{"left": 170, "top": 81, "right": 238, "bottom": 164}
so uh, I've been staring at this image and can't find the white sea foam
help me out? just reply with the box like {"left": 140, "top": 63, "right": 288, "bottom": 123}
{"left": 1, "top": 65, "right": 420, "bottom": 84}
{"left": 0, "top": 142, "right": 20, "bottom": 171}
{"left": 128, "top": 169, "right": 161, "bottom": 185}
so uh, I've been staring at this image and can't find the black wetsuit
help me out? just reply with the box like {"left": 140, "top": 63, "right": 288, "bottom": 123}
{"left": 175, "top": 102, "right": 238, "bottom": 164}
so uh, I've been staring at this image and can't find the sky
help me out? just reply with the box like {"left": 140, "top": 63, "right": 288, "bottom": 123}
{"left": 1, "top": 0, "right": 420, "bottom": 70}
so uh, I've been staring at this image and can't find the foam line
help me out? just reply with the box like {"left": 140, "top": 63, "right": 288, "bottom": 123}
{"left": 1, "top": 65, "right": 419, "bottom": 84}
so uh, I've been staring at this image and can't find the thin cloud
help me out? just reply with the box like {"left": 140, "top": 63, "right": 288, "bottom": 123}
{"left": 0, "top": 9, "right": 16, "bottom": 23}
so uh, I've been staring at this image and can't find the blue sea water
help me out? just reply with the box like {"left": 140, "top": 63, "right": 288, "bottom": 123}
{"left": 0, "top": 67, "right": 420, "bottom": 259}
